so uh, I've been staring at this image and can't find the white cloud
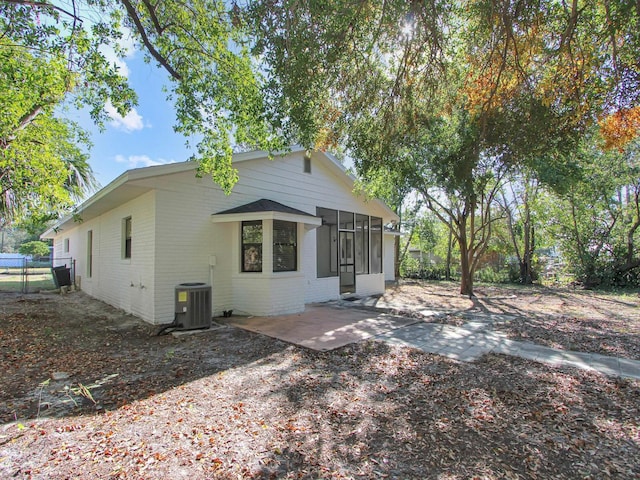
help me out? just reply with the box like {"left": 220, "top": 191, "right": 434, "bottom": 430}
{"left": 105, "top": 102, "right": 145, "bottom": 132}
{"left": 105, "top": 53, "right": 130, "bottom": 77}
{"left": 115, "top": 154, "right": 176, "bottom": 169}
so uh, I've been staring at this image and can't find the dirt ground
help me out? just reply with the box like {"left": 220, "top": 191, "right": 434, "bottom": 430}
{"left": 1, "top": 282, "right": 639, "bottom": 479}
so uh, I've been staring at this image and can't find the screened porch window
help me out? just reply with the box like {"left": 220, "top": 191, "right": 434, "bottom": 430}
{"left": 273, "top": 220, "right": 297, "bottom": 272}
{"left": 242, "top": 220, "right": 262, "bottom": 272}
{"left": 370, "top": 216, "right": 383, "bottom": 273}
{"left": 316, "top": 207, "right": 338, "bottom": 277}
{"left": 355, "top": 214, "right": 369, "bottom": 274}
{"left": 317, "top": 208, "right": 384, "bottom": 278}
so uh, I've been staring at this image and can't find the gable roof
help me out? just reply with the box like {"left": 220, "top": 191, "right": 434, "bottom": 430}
{"left": 41, "top": 147, "right": 397, "bottom": 238}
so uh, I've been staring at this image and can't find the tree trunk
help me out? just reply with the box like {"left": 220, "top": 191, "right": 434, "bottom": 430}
{"left": 520, "top": 194, "right": 534, "bottom": 284}
{"left": 394, "top": 204, "right": 402, "bottom": 280}
{"left": 458, "top": 217, "right": 474, "bottom": 297}
{"left": 626, "top": 189, "right": 639, "bottom": 266}
{"left": 459, "top": 244, "right": 474, "bottom": 296}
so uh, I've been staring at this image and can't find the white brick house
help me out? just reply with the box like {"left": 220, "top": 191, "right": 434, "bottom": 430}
{"left": 42, "top": 148, "right": 399, "bottom": 324}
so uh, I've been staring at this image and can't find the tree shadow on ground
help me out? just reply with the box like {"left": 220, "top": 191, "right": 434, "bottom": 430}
{"left": 246, "top": 343, "right": 640, "bottom": 479}
{"left": 1, "top": 291, "right": 639, "bottom": 479}
{"left": 0, "top": 291, "right": 289, "bottom": 424}
{"left": 379, "top": 281, "right": 639, "bottom": 360}
{"left": 464, "top": 287, "right": 640, "bottom": 360}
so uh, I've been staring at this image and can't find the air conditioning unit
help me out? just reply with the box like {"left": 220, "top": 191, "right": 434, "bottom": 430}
{"left": 174, "top": 283, "right": 212, "bottom": 330}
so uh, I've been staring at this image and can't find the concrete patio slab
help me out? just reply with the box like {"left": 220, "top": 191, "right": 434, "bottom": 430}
{"left": 224, "top": 303, "right": 418, "bottom": 351}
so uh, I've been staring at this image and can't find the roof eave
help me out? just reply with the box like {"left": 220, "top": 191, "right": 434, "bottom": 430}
{"left": 41, "top": 161, "right": 199, "bottom": 238}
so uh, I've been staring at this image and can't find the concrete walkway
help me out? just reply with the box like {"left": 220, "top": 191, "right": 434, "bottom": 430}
{"left": 367, "top": 304, "right": 640, "bottom": 381}
{"left": 377, "top": 321, "right": 640, "bottom": 380}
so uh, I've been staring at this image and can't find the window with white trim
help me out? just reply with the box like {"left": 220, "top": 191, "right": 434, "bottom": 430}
{"left": 87, "top": 230, "right": 93, "bottom": 278}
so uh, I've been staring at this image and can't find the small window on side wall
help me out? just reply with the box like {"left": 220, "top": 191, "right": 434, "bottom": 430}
{"left": 63, "top": 238, "right": 69, "bottom": 253}
{"left": 87, "top": 230, "right": 93, "bottom": 278}
{"left": 303, "top": 155, "right": 311, "bottom": 173}
{"left": 122, "top": 216, "right": 132, "bottom": 259}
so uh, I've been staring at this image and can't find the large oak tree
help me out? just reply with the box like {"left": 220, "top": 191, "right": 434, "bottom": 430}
{"left": 246, "top": 0, "right": 640, "bottom": 295}
{"left": 2, "top": 0, "right": 638, "bottom": 293}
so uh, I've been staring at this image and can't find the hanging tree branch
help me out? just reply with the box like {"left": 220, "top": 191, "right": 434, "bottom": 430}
{"left": 119, "top": 0, "right": 182, "bottom": 81}
{"left": 2, "top": 0, "right": 83, "bottom": 23}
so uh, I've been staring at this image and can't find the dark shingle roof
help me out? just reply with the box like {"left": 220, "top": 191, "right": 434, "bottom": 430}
{"left": 215, "top": 199, "right": 315, "bottom": 217}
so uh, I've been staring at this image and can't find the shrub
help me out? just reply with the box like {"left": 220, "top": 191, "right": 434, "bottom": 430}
{"left": 18, "top": 241, "right": 50, "bottom": 257}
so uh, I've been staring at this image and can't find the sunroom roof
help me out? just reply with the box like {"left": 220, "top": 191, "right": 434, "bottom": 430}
{"left": 211, "top": 199, "right": 322, "bottom": 228}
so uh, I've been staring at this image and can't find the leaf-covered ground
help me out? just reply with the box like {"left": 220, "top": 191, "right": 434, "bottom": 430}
{"left": 1, "top": 286, "right": 639, "bottom": 479}
{"left": 381, "top": 281, "right": 640, "bottom": 360}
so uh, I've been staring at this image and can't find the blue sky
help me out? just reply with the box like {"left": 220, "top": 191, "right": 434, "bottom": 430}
{"left": 74, "top": 51, "right": 189, "bottom": 190}
{"left": 72, "top": 36, "right": 348, "bottom": 195}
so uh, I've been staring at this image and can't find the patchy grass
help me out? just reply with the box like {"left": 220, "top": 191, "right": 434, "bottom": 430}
{"left": 0, "top": 272, "right": 56, "bottom": 293}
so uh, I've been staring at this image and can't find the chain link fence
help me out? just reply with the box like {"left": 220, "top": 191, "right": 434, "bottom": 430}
{"left": 0, "top": 255, "right": 74, "bottom": 293}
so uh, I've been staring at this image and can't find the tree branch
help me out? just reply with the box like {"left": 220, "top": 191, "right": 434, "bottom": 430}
{"left": 119, "top": 0, "right": 182, "bottom": 81}
{"left": 418, "top": 188, "right": 455, "bottom": 229}
{"left": 0, "top": 104, "right": 45, "bottom": 149}
{"left": 560, "top": 0, "right": 580, "bottom": 50}
{"left": 501, "top": 188, "right": 522, "bottom": 265}
{"left": 141, "top": 0, "right": 171, "bottom": 36}
{"left": 2, "top": 0, "right": 83, "bottom": 23}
